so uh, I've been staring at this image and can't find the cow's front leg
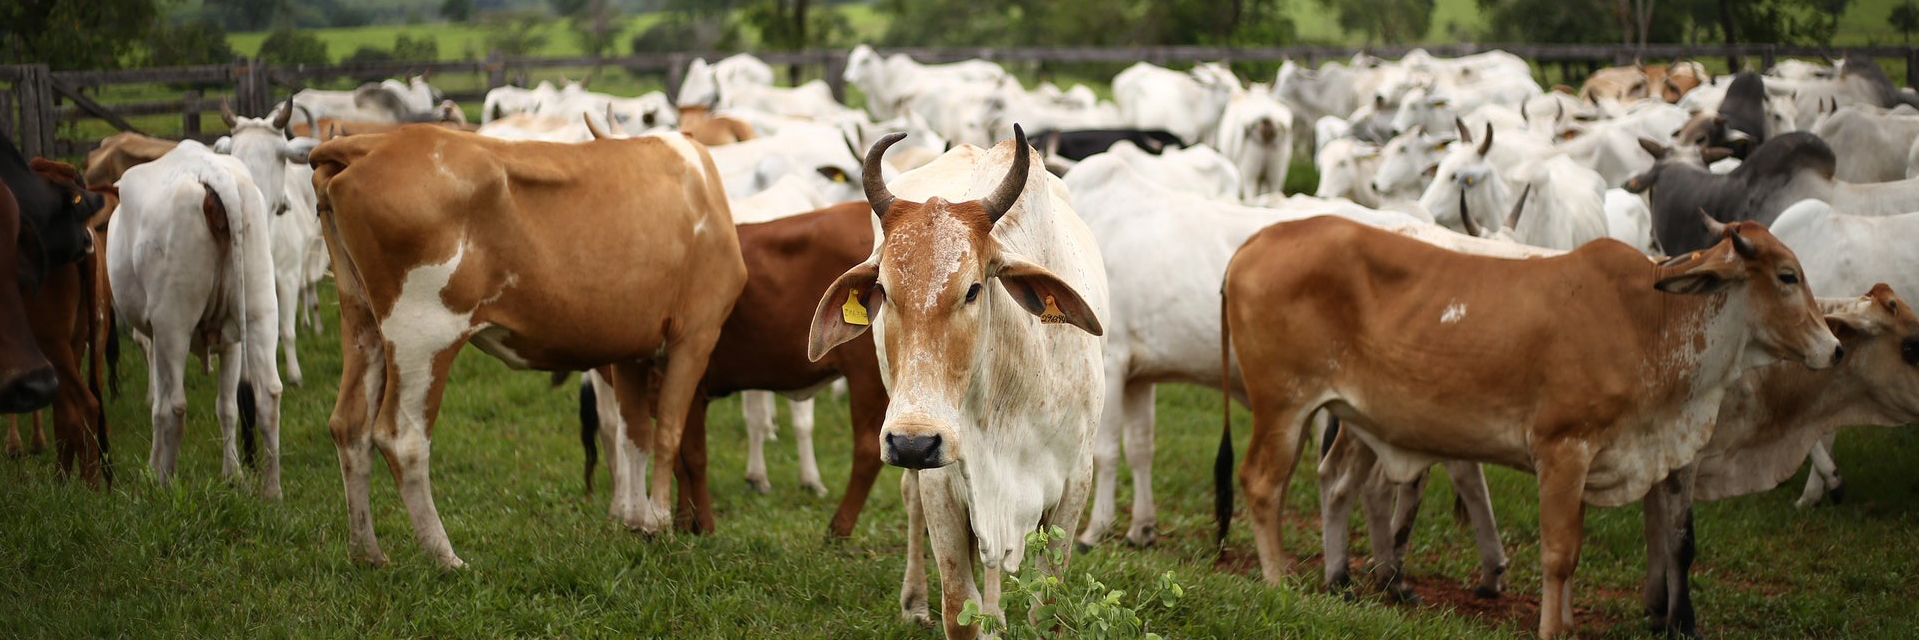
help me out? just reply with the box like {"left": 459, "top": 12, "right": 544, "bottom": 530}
{"left": 372, "top": 340, "right": 467, "bottom": 569}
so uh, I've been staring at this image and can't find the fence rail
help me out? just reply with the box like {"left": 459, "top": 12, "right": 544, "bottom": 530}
{"left": 3, "top": 43, "right": 1915, "bottom": 160}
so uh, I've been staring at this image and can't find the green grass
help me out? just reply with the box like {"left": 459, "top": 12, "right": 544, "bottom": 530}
{"left": 0, "top": 280, "right": 1912, "bottom": 638}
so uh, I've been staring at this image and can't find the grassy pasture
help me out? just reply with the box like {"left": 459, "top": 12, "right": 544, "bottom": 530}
{"left": 0, "top": 279, "right": 1913, "bottom": 638}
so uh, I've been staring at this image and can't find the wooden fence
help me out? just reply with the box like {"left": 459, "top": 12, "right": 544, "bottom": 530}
{"left": 1, "top": 43, "right": 1913, "bottom": 160}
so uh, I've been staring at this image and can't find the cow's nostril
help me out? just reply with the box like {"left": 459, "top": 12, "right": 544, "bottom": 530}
{"left": 884, "top": 433, "right": 943, "bottom": 469}
{"left": 1831, "top": 344, "right": 1845, "bottom": 365}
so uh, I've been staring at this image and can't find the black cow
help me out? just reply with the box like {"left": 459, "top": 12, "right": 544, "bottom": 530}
{"left": 1029, "top": 129, "right": 1186, "bottom": 161}
{"left": 0, "top": 132, "right": 98, "bottom": 290}
{"left": 1625, "top": 132, "right": 1836, "bottom": 254}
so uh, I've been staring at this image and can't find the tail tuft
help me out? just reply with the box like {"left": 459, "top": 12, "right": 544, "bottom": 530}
{"left": 238, "top": 383, "right": 258, "bottom": 470}
{"left": 579, "top": 378, "right": 598, "bottom": 495}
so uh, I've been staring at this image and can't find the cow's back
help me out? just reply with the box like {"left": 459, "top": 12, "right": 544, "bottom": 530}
{"left": 706, "top": 202, "right": 874, "bottom": 393}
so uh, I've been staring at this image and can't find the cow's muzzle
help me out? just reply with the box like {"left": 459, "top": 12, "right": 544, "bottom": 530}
{"left": 883, "top": 432, "right": 948, "bottom": 470}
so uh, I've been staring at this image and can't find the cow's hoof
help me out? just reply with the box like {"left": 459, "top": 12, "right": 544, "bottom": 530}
{"left": 745, "top": 477, "right": 771, "bottom": 494}
{"left": 1472, "top": 585, "right": 1502, "bottom": 600}
{"left": 1125, "top": 525, "right": 1157, "bottom": 548}
{"left": 1829, "top": 483, "right": 1846, "bottom": 505}
{"left": 1386, "top": 584, "right": 1421, "bottom": 606}
{"left": 1327, "top": 570, "right": 1355, "bottom": 600}
{"left": 1074, "top": 540, "right": 1094, "bottom": 554}
{"left": 803, "top": 481, "right": 828, "bottom": 498}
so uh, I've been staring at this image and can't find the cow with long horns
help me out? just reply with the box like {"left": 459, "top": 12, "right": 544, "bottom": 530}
{"left": 808, "top": 125, "right": 1108, "bottom": 637}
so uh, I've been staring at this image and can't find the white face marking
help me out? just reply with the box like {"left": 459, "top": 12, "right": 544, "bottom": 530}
{"left": 1441, "top": 301, "right": 1468, "bottom": 324}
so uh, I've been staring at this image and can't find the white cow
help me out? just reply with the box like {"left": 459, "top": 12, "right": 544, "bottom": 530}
{"left": 1765, "top": 200, "right": 1919, "bottom": 507}
{"left": 1214, "top": 89, "right": 1295, "bottom": 201}
{"left": 843, "top": 44, "right": 1007, "bottom": 120}
{"left": 211, "top": 104, "right": 319, "bottom": 387}
{"left": 1314, "top": 135, "right": 1386, "bottom": 207}
{"left": 1810, "top": 105, "right": 1919, "bottom": 182}
{"left": 1098, "top": 140, "right": 1243, "bottom": 201}
{"left": 1114, "top": 61, "right": 1240, "bottom": 145}
{"left": 291, "top": 76, "right": 453, "bottom": 124}
{"left": 1420, "top": 126, "right": 1605, "bottom": 250}
{"left": 808, "top": 128, "right": 1106, "bottom": 634}
{"left": 108, "top": 140, "right": 284, "bottom": 497}
{"left": 1063, "top": 152, "right": 1418, "bottom": 548}
{"left": 1603, "top": 187, "right": 1657, "bottom": 254}
{"left": 481, "top": 81, "right": 559, "bottom": 124}
{"left": 677, "top": 53, "right": 777, "bottom": 108}
{"left": 705, "top": 121, "right": 870, "bottom": 205}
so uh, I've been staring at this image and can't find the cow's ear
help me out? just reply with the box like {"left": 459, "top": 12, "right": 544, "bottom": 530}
{"left": 808, "top": 261, "right": 881, "bottom": 362}
{"left": 1654, "top": 254, "right": 1741, "bottom": 295}
{"left": 1823, "top": 308, "right": 1878, "bottom": 344}
{"left": 993, "top": 254, "right": 1103, "bottom": 336}
{"left": 213, "top": 136, "right": 232, "bottom": 154}
{"left": 283, "top": 137, "right": 319, "bottom": 164}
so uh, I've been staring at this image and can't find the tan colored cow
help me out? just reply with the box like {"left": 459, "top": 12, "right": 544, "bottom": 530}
{"left": 1220, "top": 217, "right": 1840, "bottom": 638}
{"left": 309, "top": 125, "right": 745, "bottom": 568}
{"left": 1580, "top": 61, "right": 1709, "bottom": 105}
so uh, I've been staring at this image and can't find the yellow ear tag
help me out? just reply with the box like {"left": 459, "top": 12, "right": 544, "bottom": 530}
{"left": 842, "top": 288, "right": 870, "bottom": 326}
{"left": 1038, "top": 294, "right": 1068, "bottom": 324}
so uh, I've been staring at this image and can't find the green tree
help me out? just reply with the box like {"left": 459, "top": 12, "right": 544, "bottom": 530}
{"left": 1893, "top": 2, "right": 1918, "bottom": 40}
{"left": 142, "top": 19, "right": 236, "bottom": 68}
{"left": 1317, "top": 0, "right": 1434, "bottom": 44}
{"left": 258, "top": 26, "right": 330, "bottom": 65}
{"left": 550, "top": 0, "right": 623, "bottom": 58}
{"left": 480, "top": 9, "right": 552, "bottom": 57}
{"left": 394, "top": 34, "right": 441, "bottom": 62}
{"left": 630, "top": 0, "right": 744, "bottom": 53}
{"left": 442, "top": 0, "right": 475, "bottom": 22}
{"left": 205, "top": 0, "right": 292, "bottom": 31}
{"left": 0, "top": 0, "right": 158, "bottom": 70}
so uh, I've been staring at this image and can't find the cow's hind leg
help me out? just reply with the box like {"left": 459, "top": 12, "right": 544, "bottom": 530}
{"left": 1442, "top": 460, "right": 1507, "bottom": 598}
{"left": 372, "top": 339, "right": 468, "bottom": 569}
{"left": 330, "top": 305, "right": 386, "bottom": 565}
{"left": 1367, "top": 462, "right": 1420, "bottom": 603}
{"left": 1078, "top": 370, "right": 1126, "bottom": 549}
{"left": 826, "top": 366, "right": 886, "bottom": 538}
{"left": 1317, "top": 422, "right": 1369, "bottom": 595}
{"left": 28, "top": 412, "right": 46, "bottom": 454}
{"left": 791, "top": 397, "right": 826, "bottom": 497}
{"left": 1795, "top": 434, "right": 1841, "bottom": 508}
{"left": 1643, "top": 464, "right": 1699, "bottom": 637}
{"left": 644, "top": 325, "right": 725, "bottom": 535}
{"left": 743, "top": 390, "right": 774, "bottom": 493}
{"left": 6, "top": 415, "right": 20, "bottom": 456}
{"left": 1122, "top": 380, "right": 1158, "bottom": 546}
{"left": 1241, "top": 395, "right": 1318, "bottom": 584}
{"left": 277, "top": 270, "right": 303, "bottom": 387}
{"left": 213, "top": 341, "right": 246, "bottom": 483}
{"left": 146, "top": 329, "right": 191, "bottom": 486}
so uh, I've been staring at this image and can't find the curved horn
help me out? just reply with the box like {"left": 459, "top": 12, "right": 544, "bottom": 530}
{"left": 863, "top": 132, "right": 907, "bottom": 219}
{"left": 584, "top": 112, "right": 614, "bottom": 140}
{"left": 1476, "top": 122, "right": 1494, "bottom": 156}
{"left": 1457, "top": 186, "right": 1482, "bottom": 237}
{"left": 1728, "top": 223, "right": 1757, "bottom": 258}
{"left": 979, "top": 124, "right": 1030, "bottom": 224}
{"left": 1454, "top": 116, "right": 1471, "bottom": 143}
{"left": 220, "top": 97, "right": 238, "bottom": 128}
{"left": 272, "top": 94, "right": 294, "bottom": 130}
{"left": 1505, "top": 182, "right": 1532, "bottom": 230}
{"left": 1699, "top": 208, "right": 1728, "bottom": 238}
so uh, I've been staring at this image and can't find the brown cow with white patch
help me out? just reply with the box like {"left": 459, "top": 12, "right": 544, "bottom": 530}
{"left": 310, "top": 124, "right": 745, "bottom": 568}
{"left": 1219, "top": 216, "right": 1840, "bottom": 638}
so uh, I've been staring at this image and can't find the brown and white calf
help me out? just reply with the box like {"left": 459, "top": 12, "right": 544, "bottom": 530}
{"left": 808, "top": 127, "right": 1108, "bottom": 637}
{"left": 1220, "top": 217, "right": 1840, "bottom": 638}
{"left": 310, "top": 125, "right": 745, "bottom": 568}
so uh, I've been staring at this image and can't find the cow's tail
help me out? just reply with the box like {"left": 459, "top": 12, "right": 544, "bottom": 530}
{"left": 201, "top": 173, "right": 256, "bottom": 468}
{"left": 1213, "top": 281, "right": 1235, "bottom": 550}
{"left": 579, "top": 378, "right": 598, "bottom": 495}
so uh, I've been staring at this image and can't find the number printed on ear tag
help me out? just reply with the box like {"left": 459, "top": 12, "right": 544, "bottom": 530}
{"left": 1039, "top": 294, "right": 1068, "bottom": 324}
{"left": 842, "top": 288, "right": 869, "bottom": 326}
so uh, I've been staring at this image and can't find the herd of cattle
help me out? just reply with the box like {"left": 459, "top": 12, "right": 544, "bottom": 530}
{"left": 0, "top": 45, "right": 1914, "bottom": 639}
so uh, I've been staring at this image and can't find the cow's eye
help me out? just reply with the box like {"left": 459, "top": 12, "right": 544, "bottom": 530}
{"left": 964, "top": 283, "right": 981, "bottom": 303}
{"left": 1902, "top": 337, "right": 1916, "bottom": 367}
{"left": 1777, "top": 271, "right": 1799, "bottom": 285}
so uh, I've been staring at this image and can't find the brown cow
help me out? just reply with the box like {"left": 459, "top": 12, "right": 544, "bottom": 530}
{"left": 1580, "top": 61, "right": 1709, "bottom": 105}
{"left": 289, "top": 118, "right": 478, "bottom": 139}
{"left": 580, "top": 201, "right": 888, "bottom": 537}
{"left": 1, "top": 159, "right": 108, "bottom": 485}
{"left": 677, "top": 105, "right": 757, "bottom": 146}
{"left": 1220, "top": 217, "right": 1840, "bottom": 638}
{"left": 310, "top": 124, "right": 746, "bottom": 568}
{"left": 0, "top": 179, "right": 55, "bottom": 416}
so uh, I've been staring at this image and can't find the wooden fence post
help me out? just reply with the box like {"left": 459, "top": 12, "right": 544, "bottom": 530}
{"left": 1907, "top": 48, "right": 1917, "bottom": 88}
{"left": 486, "top": 50, "right": 506, "bottom": 89}
{"left": 183, "top": 90, "right": 202, "bottom": 140}
{"left": 17, "top": 64, "right": 54, "bottom": 159}
{"left": 0, "top": 89, "right": 11, "bottom": 142}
